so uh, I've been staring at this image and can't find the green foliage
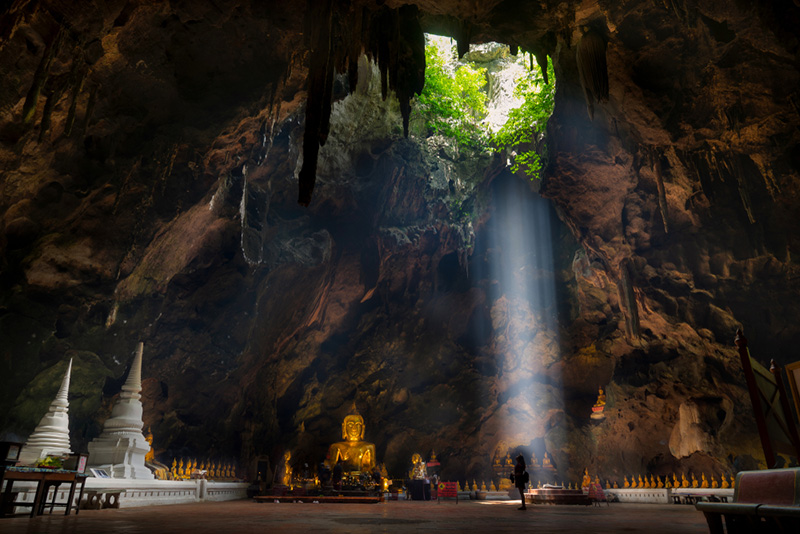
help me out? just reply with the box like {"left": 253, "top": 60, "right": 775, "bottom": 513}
{"left": 36, "top": 456, "right": 63, "bottom": 469}
{"left": 491, "top": 56, "right": 556, "bottom": 179}
{"left": 414, "top": 42, "right": 488, "bottom": 148}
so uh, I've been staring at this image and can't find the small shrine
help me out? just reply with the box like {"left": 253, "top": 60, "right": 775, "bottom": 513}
{"left": 590, "top": 386, "right": 606, "bottom": 420}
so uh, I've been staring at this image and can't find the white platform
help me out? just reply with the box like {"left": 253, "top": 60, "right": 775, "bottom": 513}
{"left": 4, "top": 478, "right": 249, "bottom": 512}
{"left": 604, "top": 487, "right": 734, "bottom": 504}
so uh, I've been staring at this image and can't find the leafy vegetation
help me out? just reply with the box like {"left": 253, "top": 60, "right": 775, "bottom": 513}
{"left": 413, "top": 37, "right": 556, "bottom": 179}
{"left": 414, "top": 42, "right": 488, "bottom": 148}
{"left": 491, "top": 57, "right": 555, "bottom": 179}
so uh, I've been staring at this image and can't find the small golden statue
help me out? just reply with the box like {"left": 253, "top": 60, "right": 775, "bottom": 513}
{"left": 650, "top": 475, "right": 656, "bottom": 488}
{"left": 701, "top": 473, "right": 709, "bottom": 488}
{"left": 657, "top": 476, "right": 664, "bottom": 489}
{"left": 178, "top": 458, "right": 186, "bottom": 478}
{"left": 624, "top": 476, "right": 630, "bottom": 488}
{"left": 145, "top": 427, "right": 155, "bottom": 464}
{"left": 542, "top": 452, "right": 553, "bottom": 469}
{"left": 530, "top": 453, "right": 538, "bottom": 468}
{"left": 638, "top": 475, "right": 645, "bottom": 488}
{"left": 582, "top": 468, "right": 592, "bottom": 488}
{"left": 691, "top": 473, "right": 699, "bottom": 488}
{"left": 328, "top": 405, "right": 376, "bottom": 473}
{"left": 612, "top": 480, "right": 619, "bottom": 489}
{"left": 681, "top": 473, "right": 689, "bottom": 488}
{"left": 730, "top": 474, "right": 736, "bottom": 489}
{"left": 591, "top": 386, "right": 607, "bottom": 420}
{"left": 491, "top": 481, "right": 498, "bottom": 492}
{"left": 672, "top": 473, "right": 679, "bottom": 488}
{"left": 665, "top": 475, "right": 672, "bottom": 489}
{"left": 721, "top": 475, "right": 730, "bottom": 489}
{"left": 472, "top": 480, "right": 478, "bottom": 491}
{"left": 281, "top": 451, "right": 293, "bottom": 486}
{"left": 481, "top": 481, "right": 487, "bottom": 491}
{"left": 711, "top": 476, "right": 718, "bottom": 489}
{"left": 537, "top": 480, "right": 542, "bottom": 489}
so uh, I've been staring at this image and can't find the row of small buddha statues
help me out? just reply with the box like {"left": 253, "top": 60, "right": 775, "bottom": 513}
{"left": 168, "top": 458, "right": 237, "bottom": 480}
{"left": 622, "top": 472, "right": 735, "bottom": 489}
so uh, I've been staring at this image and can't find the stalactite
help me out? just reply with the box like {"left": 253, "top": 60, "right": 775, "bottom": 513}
{"left": 455, "top": 21, "right": 472, "bottom": 58}
{"left": 651, "top": 148, "right": 669, "bottom": 234}
{"left": 37, "top": 77, "right": 67, "bottom": 143}
{"left": 63, "top": 63, "right": 87, "bottom": 137}
{"left": 80, "top": 82, "right": 99, "bottom": 134}
{"left": 576, "top": 27, "right": 608, "bottom": 120}
{"left": 22, "top": 27, "right": 64, "bottom": 124}
{"left": 395, "top": 4, "right": 425, "bottom": 137}
{"left": 535, "top": 49, "right": 549, "bottom": 85}
{"left": 618, "top": 259, "right": 640, "bottom": 339}
{"left": 298, "top": 0, "right": 334, "bottom": 207}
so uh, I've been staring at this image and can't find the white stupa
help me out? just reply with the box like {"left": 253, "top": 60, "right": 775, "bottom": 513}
{"left": 17, "top": 359, "right": 74, "bottom": 465}
{"left": 87, "top": 342, "right": 154, "bottom": 479}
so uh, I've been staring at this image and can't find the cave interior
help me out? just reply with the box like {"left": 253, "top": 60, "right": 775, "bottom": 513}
{"left": 1, "top": 0, "right": 800, "bottom": 484}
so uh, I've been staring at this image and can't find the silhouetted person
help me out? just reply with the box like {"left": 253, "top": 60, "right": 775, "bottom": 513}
{"left": 511, "top": 454, "right": 528, "bottom": 510}
{"left": 332, "top": 458, "right": 344, "bottom": 490}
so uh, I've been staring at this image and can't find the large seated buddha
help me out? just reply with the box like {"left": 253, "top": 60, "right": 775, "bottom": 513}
{"left": 327, "top": 407, "right": 376, "bottom": 473}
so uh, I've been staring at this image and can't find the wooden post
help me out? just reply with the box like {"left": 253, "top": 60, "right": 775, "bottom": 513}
{"left": 735, "top": 329, "right": 776, "bottom": 467}
{"left": 769, "top": 360, "right": 800, "bottom": 459}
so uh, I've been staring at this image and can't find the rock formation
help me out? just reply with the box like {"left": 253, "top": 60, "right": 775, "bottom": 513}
{"left": 1, "top": 0, "right": 798, "bottom": 484}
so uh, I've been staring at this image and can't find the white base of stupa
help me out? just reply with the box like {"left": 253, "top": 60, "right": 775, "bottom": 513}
{"left": 88, "top": 436, "right": 154, "bottom": 480}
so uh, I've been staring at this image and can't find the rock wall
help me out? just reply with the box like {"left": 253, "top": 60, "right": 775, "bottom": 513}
{"left": 1, "top": 0, "right": 798, "bottom": 483}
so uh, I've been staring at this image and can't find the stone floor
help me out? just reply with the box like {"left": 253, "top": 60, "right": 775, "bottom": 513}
{"left": 0, "top": 499, "right": 709, "bottom": 533}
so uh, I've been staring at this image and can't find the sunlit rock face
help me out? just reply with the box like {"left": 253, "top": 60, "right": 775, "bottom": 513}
{"left": 1, "top": 0, "right": 798, "bottom": 484}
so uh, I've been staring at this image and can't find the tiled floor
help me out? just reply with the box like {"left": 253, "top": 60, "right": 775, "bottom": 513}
{"left": 0, "top": 499, "right": 709, "bottom": 533}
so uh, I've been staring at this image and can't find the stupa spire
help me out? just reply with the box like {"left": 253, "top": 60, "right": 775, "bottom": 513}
{"left": 121, "top": 341, "right": 143, "bottom": 396}
{"left": 17, "top": 358, "right": 74, "bottom": 464}
{"left": 87, "top": 342, "right": 153, "bottom": 479}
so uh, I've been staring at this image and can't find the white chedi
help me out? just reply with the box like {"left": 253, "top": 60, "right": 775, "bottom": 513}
{"left": 18, "top": 359, "right": 74, "bottom": 465}
{"left": 87, "top": 342, "right": 154, "bottom": 479}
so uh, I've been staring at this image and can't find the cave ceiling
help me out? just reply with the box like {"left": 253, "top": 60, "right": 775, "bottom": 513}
{"left": 1, "top": 0, "right": 799, "bottom": 481}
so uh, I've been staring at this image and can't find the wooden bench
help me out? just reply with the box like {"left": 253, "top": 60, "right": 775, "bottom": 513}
{"left": 695, "top": 468, "right": 800, "bottom": 533}
{"left": 525, "top": 488, "right": 591, "bottom": 505}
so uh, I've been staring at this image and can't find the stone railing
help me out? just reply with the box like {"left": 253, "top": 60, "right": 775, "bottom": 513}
{"left": 8, "top": 478, "right": 249, "bottom": 512}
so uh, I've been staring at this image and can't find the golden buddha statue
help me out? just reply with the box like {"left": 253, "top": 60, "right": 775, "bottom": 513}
{"left": 170, "top": 458, "right": 177, "bottom": 478}
{"left": 711, "top": 476, "right": 718, "bottom": 489}
{"left": 596, "top": 387, "right": 606, "bottom": 406}
{"left": 613, "top": 480, "right": 619, "bottom": 489}
{"left": 281, "top": 451, "right": 293, "bottom": 485}
{"left": 721, "top": 475, "right": 730, "bottom": 489}
{"left": 145, "top": 428, "right": 155, "bottom": 464}
{"left": 582, "top": 468, "right": 592, "bottom": 488}
{"left": 638, "top": 475, "right": 645, "bottom": 488}
{"left": 624, "top": 476, "right": 630, "bottom": 488}
{"left": 681, "top": 473, "right": 689, "bottom": 488}
{"left": 530, "top": 453, "right": 538, "bottom": 467}
{"left": 691, "top": 473, "right": 699, "bottom": 488}
{"left": 481, "top": 481, "right": 487, "bottom": 491}
{"left": 650, "top": 475, "right": 656, "bottom": 488}
{"left": 657, "top": 476, "right": 664, "bottom": 489}
{"left": 537, "top": 480, "right": 542, "bottom": 489}
{"left": 178, "top": 458, "right": 186, "bottom": 478}
{"left": 542, "top": 452, "right": 553, "bottom": 469}
{"left": 672, "top": 473, "right": 679, "bottom": 488}
{"left": 327, "top": 407, "right": 376, "bottom": 473}
{"left": 701, "top": 473, "right": 709, "bottom": 488}
{"left": 472, "top": 480, "right": 478, "bottom": 491}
